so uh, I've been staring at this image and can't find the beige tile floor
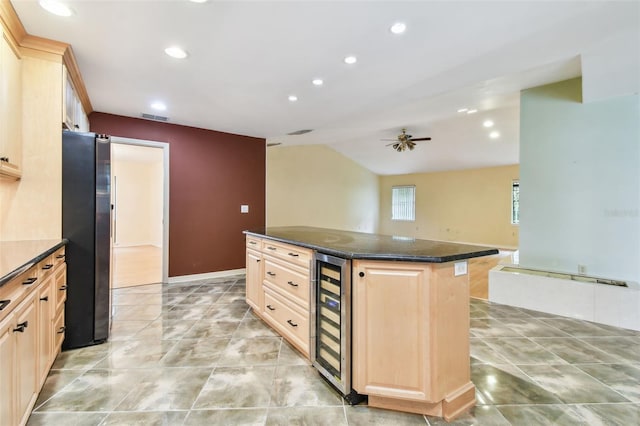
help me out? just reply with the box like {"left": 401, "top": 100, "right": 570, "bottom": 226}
{"left": 28, "top": 275, "right": 640, "bottom": 425}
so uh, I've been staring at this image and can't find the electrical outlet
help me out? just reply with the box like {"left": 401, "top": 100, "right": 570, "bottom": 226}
{"left": 578, "top": 264, "right": 587, "bottom": 274}
{"left": 454, "top": 261, "right": 468, "bottom": 276}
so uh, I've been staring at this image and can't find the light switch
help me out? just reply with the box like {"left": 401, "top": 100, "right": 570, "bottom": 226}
{"left": 240, "top": 205, "right": 249, "bottom": 213}
{"left": 454, "top": 261, "right": 467, "bottom": 276}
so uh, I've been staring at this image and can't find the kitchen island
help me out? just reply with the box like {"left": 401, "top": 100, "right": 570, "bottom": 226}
{"left": 244, "top": 226, "right": 498, "bottom": 422}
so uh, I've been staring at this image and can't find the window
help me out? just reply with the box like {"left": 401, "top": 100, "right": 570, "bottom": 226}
{"left": 392, "top": 185, "right": 415, "bottom": 221}
{"left": 511, "top": 181, "right": 520, "bottom": 224}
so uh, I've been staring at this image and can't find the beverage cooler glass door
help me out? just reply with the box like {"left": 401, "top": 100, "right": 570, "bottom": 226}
{"left": 313, "top": 253, "right": 351, "bottom": 395}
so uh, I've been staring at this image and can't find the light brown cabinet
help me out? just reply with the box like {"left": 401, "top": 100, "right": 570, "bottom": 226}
{"left": 245, "top": 236, "right": 312, "bottom": 358}
{"left": 0, "top": 246, "right": 66, "bottom": 426}
{"left": 62, "top": 67, "right": 89, "bottom": 132}
{"left": 0, "top": 28, "right": 23, "bottom": 180}
{"left": 352, "top": 260, "right": 475, "bottom": 421}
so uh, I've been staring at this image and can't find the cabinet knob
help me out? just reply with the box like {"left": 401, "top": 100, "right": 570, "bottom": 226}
{"left": 288, "top": 252, "right": 299, "bottom": 257}
{"left": 42, "top": 264, "right": 54, "bottom": 270}
{"left": 359, "top": 272, "right": 365, "bottom": 278}
{"left": 59, "top": 285, "right": 68, "bottom": 290}
{"left": 266, "top": 305, "right": 276, "bottom": 311}
{"left": 56, "top": 254, "right": 66, "bottom": 259}
{"left": 40, "top": 296, "right": 49, "bottom": 302}
{"left": 267, "top": 271, "right": 276, "bottom": 277}
{"left": 57, "top": 326, "right": 66, "bottom": 334}
{"left": 287, "top": 319, "right": 298, "bottom": 327}
{"left": 287, "top": 281, "right": 298, "bottom": 287}
{"left": 0, "top": 300, "right": 10, "bottom": 311}
{"left": 267, "top": 246, "right": 276, "bottom": 251}
{"left": 13, "top": 321, "right": 28, "bottom": 333}
{"left": 22, "top": 277, "right": 38, "bottom": 285}
{"left": 0, "top": 157, "right": 8, "bottom": 162}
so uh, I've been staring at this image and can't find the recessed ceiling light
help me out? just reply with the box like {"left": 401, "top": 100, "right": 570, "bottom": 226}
{"left": 164, "top": 46, "right": 188, "bottom": 59}
{"left": 344, "top": 56, "right": 357, "bottom": 65}
{"left": 489, "top": 131, "right": 500, "bottom": 139}
{"left": 390, "top": 22, "right": 407, "bottom": 34}
{"left": 483, "top": 120, "right": 494, "bottom": 128}
{"left": 312, "top": 79, "right": 324, "bottom": 86}
{"left": 189, "top": 0, "right": 208, "bottom": 3}
{"left": 151, "top": 102, "right": 167, "bottom": 111}
{"left": 467, "top": 109, "right": 478, "bottom": 114}
{"left": 39, "top": 0, "right": 73, "bottom": 17}
{"left": 457, "top": 108, "right": 468, "bottom": 113}
{"left": 288, "top": 95, "right": 298, "bottom": 102}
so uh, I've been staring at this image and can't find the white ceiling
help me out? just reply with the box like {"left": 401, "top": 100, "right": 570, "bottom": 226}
{"left": 11, "top": 0, "right": 640, "bottom": 175}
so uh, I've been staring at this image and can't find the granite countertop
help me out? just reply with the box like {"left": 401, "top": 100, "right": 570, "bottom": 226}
{"left": 244, "top": 226, "right": 498, "bottom": 263}
{"left": 0, "top": 239, "right": 68, "bottom": 287}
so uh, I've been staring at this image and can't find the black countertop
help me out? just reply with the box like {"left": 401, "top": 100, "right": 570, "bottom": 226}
{"left": 0, "top": 239, "right": 68, "bottom": 287}
{"left": 244, "top": 226, "right": 498, "bottom": 263}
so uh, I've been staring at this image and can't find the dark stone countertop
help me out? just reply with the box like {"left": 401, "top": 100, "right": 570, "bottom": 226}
{"left": 244, "top": 226, "right": 498, "bottom": 263}
{"left": 0, "top": 239, "right": 68, "bottom": 287}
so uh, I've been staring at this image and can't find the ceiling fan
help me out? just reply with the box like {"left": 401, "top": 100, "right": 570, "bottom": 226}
{"left": 382, "top": 128, "right": 431, "bottom": 152}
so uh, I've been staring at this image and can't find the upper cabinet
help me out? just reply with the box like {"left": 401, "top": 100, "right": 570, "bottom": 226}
{"left": 62, "top": 66, "right": 89, "bottom": 132}
{"left": 0, "top": 27, "right": 23, "bottom": 180}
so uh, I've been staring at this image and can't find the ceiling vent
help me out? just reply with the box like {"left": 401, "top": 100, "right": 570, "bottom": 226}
{"left": 141, "top": 113, "right": 169, "bottom": 122}
{"left": 287, "top": 129, "right": 313, "bottom": 136}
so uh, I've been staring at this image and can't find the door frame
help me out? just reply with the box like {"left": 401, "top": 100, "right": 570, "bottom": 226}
{"left": 111, "top": 136, "right": 170, "bottom": 283}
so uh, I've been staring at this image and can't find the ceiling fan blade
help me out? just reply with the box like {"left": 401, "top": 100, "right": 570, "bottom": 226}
{"left": 407, "top": 141, "right": 416, "bottom": 150}
{"left": 381, "top": 138, "right": 399, "bottom": 141}
{"left": 409, "top": 137, "right": 431, "bottom": 141}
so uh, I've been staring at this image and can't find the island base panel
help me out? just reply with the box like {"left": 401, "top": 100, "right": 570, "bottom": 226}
{"left": 368, "top": 381, "right": 475, "bottom": 422}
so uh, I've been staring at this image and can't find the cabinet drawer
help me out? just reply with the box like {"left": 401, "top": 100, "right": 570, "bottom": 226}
{"left": 263, "top": 286, "right": 309, "bottom": 356}
{"left": 263, "top": 256, "right": 309, "bottom": 308}
{"left": 0, "top": 269, "right": 38, "bottom": 323}
{"left": 53, "top": 266, "right": 67, "bottom": 313}
{"left": 246, "top": 235, "right": 262, "bottom": 249}
{"left": 53, "top": 308, "right": 65, "bottom": 354}
{"left": 38, "top": 255, "right": 56, "bottom": 280}
{"left": 261, "top": 240, "right": 312, "bottom": 269}
{"left": 52, "top": 247, "right": 66, "bottom": 268}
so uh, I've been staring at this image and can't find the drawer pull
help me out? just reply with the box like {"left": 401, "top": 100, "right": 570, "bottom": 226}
{"left": 42, "top": 264, "right": 54, "bottom": 270}
{"left": 22, "top": 277, "right": 38, "bottom": 285}
{"left": 56, "top": 254, "right": 66, "bottom": 259}
{"left": 288, "top": 252, "right": 299, "bottom": 257}
{"left": 249, "top": 241, "right": 257, "bottom": 245}
{"left": 40, "top": 296, "right": 49, "bottom": 302}
{"left": 0, "top": 157, "right": 8, "bottom": 162}
{"left": 0, "top": 300, "right": 10, "bottom": 311}
{"left": 267, "top": 271, "right": 276, "bottom": 277}
{"left": 287, "top": 281, "right": 298, "bottom": 287}
{"left": 57, "top": 326, "right": 66, "bottom": 334}
{"left": 287, "top": 319, "right": 298, "bottom": 327}
{"left": 267, "top": 246, "right": 276, "bottom": 251}
{"left": 266, "top": 304, "right": 276, "bottom": 311}
{"left": 13, "top": 321, "right": 28, "bottom": 333}
{"left": 59, "top": 285, "right": 68, "bottom": 291}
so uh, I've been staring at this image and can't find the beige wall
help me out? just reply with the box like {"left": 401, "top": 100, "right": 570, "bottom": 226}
{"left": 0, "top": 54, "right": 62, "bottom": 241}
{"left": 112, "top": 154, "right": 163, "bottom": 247}
{"left": 267, "top": 144, "right": 379, "bottom": 232}
{"left": 379, "top": 165, "right": 519, "bottom": 248}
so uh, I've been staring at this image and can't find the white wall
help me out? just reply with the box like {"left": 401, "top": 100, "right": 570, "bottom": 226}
{"left": 519, "top": 77, "right": 640, "bottom": 283}
{"left": 112, "top": 145, "right": 163, "bottom": 247}
{"left": 267, "top": 144, "right": 379, "bottom": 232}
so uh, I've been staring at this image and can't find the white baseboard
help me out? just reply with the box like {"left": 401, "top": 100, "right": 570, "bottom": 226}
{"left": 168, "top": 268, "right": 246, "bottom": 283}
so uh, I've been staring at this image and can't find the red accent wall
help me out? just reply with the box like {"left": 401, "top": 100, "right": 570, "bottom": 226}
{"left": 90, "top": 112, "right": 265, "bottom": 278}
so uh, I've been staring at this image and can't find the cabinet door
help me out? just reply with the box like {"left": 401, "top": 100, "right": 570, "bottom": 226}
{"left": 246, "top": 249, "right": 263, "bottom": 312}
{"left": 37, "top": 276, "right": 54, "bottom": 387}
{"left": 0, "top": 32, "right": 22, "bottom": 178}
{"left": 63, "top": 71, "right": 76, "bottom": 130}
{"left": 14, "top": 294, "right": 38, "bottom": 426}
{"left": 352, "top": 260, "right": 433, "bottom": 402}
{"left": 0, "top": 314, "right": 15, "bottom": 426}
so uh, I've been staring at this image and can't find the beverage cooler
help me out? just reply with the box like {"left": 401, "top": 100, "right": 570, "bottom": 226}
{"left": 312, "top": 253, "right": 363, "bottom": 404}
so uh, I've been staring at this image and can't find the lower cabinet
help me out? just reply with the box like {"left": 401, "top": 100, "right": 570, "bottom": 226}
{"left": 0, "top": 247, "right": 66, "bottom": 425}
{"left": 245, "top": 248, "right": 263, "bottom": 312}
{"left": 352, "top": 260, "right": 475, "bottom": 421}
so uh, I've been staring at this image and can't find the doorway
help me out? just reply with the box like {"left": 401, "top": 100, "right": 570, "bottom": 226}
{"left": 111, "top": 137, "right": 169, "bottom": 288}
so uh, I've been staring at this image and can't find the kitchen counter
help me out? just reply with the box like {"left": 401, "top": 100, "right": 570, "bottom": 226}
{"left": 244, "top": 226, "right": 498, "bottom": 262}
{"left": 0, "top": 239, "right": 68, "bottom": 287}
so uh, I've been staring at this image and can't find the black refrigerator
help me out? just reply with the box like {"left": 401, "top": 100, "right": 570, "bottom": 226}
{"left": 62, "top": 131, "right": 112, "bottom": 350}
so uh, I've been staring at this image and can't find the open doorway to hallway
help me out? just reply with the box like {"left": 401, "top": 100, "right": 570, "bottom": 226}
{"left": 111, "top": 139, "right": 169, "bottom": 288}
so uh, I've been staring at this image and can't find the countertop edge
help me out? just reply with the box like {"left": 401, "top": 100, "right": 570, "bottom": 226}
{"left": 0, "top": 239, "right": 68, "bottom": 287}
{"left": 244, "top": 230, "right": 499, "bottom": 262}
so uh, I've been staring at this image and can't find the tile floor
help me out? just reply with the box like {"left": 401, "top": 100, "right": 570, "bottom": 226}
{"left": 28, "top": 275, "right": 640, "bottom": 425}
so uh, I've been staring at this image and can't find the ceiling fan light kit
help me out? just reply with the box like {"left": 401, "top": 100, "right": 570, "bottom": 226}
{"left": 383, "top": 128, "right": 431, "bottom": 152}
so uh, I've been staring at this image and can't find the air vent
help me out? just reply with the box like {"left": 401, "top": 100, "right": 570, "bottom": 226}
{"left": 287, "top": 129, "right": 313, "bottom": 136}
{"left": 141, "top": 113, "right": 169, "bottom": 122}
